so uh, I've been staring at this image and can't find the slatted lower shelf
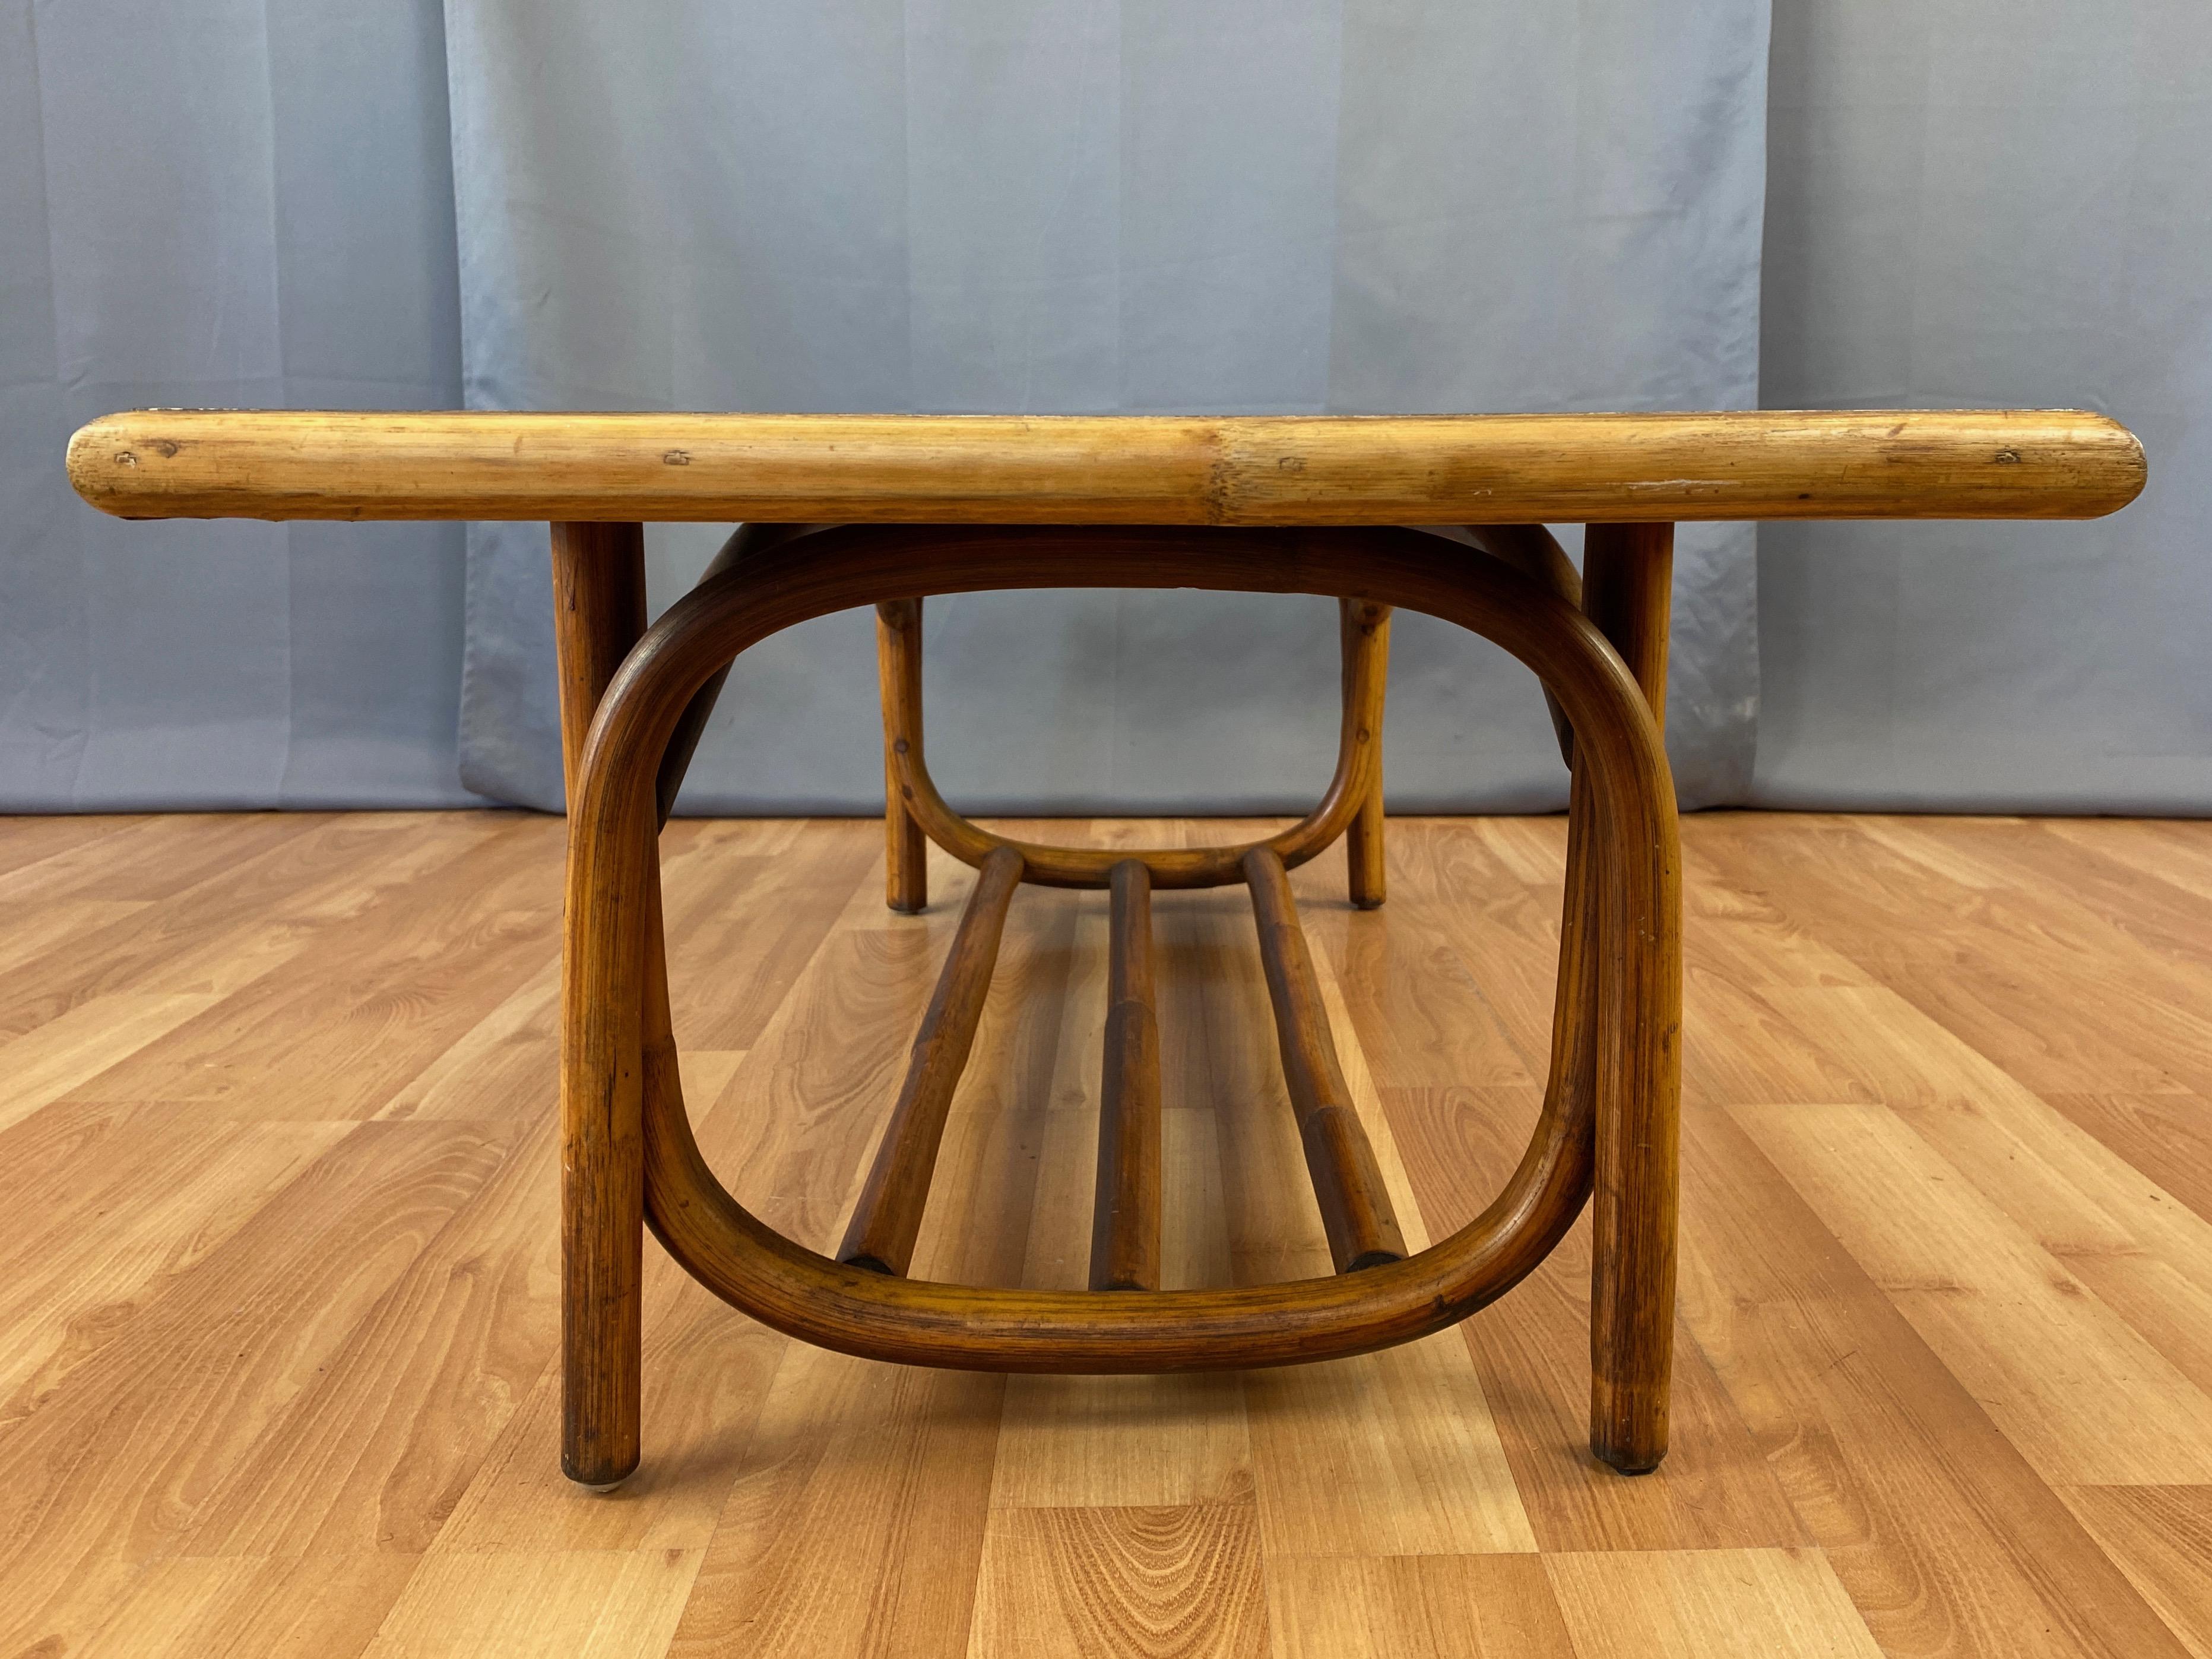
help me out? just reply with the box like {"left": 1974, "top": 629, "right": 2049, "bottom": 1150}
{"left": 838, "top": 847, "right": 1406, "bottom": 1288}
{"left": 836, "top": 845, "right": 1025, "bottom": 1276}
{"left": 1092, "top": 859, "right": 1163, "bottom": 1290}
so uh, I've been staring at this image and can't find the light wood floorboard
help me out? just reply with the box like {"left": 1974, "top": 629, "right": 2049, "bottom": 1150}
{"left": 0, "top": 810, "right": 2205, "bottom": 1657}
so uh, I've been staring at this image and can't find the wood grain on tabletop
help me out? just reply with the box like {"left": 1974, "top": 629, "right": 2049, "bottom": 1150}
{"left": 66, "top": 408, "right": 2145, "bottom": 525}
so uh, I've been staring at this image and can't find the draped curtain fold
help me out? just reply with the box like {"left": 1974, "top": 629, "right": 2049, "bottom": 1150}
{"left": 447, "top": 0, "right": 1769, "bottom": 816}
{"left": 4, "top": 0, "right": 478, "bottom": 810}
{"left": 4, "top": 1, "right": 2204, "bottom": 815}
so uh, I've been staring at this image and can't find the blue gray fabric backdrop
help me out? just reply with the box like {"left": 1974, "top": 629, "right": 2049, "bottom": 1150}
{"left": 5, "top": 1, "right": 2205, "bottom": 814}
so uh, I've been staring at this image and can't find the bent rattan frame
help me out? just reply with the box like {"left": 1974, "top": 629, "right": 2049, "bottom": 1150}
{"left": 876, "top": 591, "right": 1391, "bottom": 892}
{"left": 562, "top": 523, "right": 1681, "bottom": 1484}
{"left": 65, "top": 405, "right": 2145, "bottom": 1500}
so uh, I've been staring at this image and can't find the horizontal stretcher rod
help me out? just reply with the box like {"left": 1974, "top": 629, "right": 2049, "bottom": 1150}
{"left": 1242, "top": 846, "right": 1409, "bottom": 1273}
{"left": 838, "top": 845, "right": 1024, "bottom": 1277}
{"left": 68, "top": 408, "right": 2143, "bottom": 524}
{"left": 1092, "top": 861, "right": 1164, "bottom": 1291}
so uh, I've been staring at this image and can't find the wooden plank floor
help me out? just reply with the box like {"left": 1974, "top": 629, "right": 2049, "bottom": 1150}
{"left": 1, "top": 810, "right": 2208, "bottom": 1657}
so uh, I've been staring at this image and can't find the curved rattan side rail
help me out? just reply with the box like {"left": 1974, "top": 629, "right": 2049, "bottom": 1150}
{"left": 878, "top": 597, "right": 1387, "bottom": 891}
{"left": 562, "top": 524, "right": 1679, "bottom": 1458}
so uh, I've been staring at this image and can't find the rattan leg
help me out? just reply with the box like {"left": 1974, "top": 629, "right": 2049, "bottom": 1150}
{"left": 553, "top": 522, "right": 649, "bottom": 1489}
{"left": 877, "top": 599, "right": 929, "bottom": 913}
{"left": 1581, "top": 523, "right": 1679, "bottom": 1474}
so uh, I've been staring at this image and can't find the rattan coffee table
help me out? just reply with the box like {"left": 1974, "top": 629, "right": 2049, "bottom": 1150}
{"left": 69, "top": 407, "right": 2144, "bottom": 1488}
